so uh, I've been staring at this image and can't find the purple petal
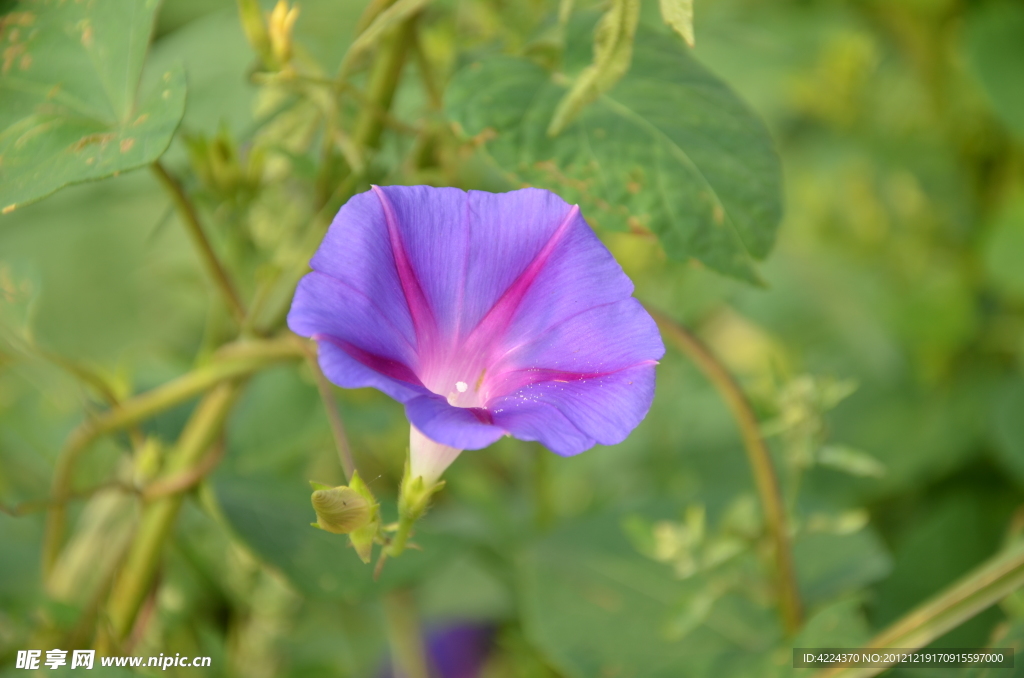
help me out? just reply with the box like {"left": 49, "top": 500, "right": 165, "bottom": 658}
{"left": 491, "top": 363, "right": 657, "bottom": 455}
{"left": 300, "top": 190, "right": 419, "bottom": 350}
{"left": 288, "top": 272, "right": 426, "bottom": 402}
{"left": 426, "top": 623, "right": 496, "bottom": 678}
{"left": 464, "top": 201, "right": 636, "bottom": 365}
{"left": 372, "top": 186, "right": 581, "bottom": 343}
{"left": 405, "top": 395, "right": 505, "bottom": 450}
{"left": 487, "top": 398, "right": 595, "bottom": 455}
{"left": 377, "top": 622, "right": 496, "bottom": 678}
{"left": 488, "top": 299, "right": 663, "bottom": 393}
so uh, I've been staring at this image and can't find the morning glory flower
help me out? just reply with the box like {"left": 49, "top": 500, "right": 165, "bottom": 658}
{"left": 379, "top": 622, "right": 495, "bottom": 678}
{"left": 288, "top": 185, "right": 664, "bottom": 485}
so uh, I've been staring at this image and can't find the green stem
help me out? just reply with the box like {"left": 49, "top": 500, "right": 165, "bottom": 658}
{"left": 815, "top": 540, "right": 1024, "bottom": 678}
{"left": 388, "top": 512, "right": 416, "bottom": 559}
{"left": 104, "top": 383, "right": 242, "bottom": 644}
{"left": 42, "top": 335, "right": 303, "bottom": 577}
{"left": 383, "top": 589, "right": 430, "bottom": 678}
{"left": 151, "top": 162, "right": 248, "bottom": 325}
{"left": 351, "top": 16, "right": 416, "bottom": 152}
{"left": 648, "top": 306, "right": 803, "bottom": 635}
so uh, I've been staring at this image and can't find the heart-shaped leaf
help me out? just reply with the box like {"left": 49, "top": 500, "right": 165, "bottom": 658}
{"left": 0, "top": 0, "right": 186, "bottom": 215}
{"left": 446, "top": 26, "right": 782, "bottom": 284}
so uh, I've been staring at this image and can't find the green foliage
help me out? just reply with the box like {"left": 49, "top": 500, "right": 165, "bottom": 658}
{"left": 0, "top": 0, "right": 186, "bottom": 213}
{"left": 547, "top": 0, "right": 640, "bottom": 137}
{"left": 521, "top": 512, "right": 751, "bottom": 678}
{"left": 965, "top": 2, "right": 1024, "bottom": 140}
{"left": 1, "top": 0, "right": 1024, "bottom": 675}
{"left": 447, "top": 23, "right": 782, "bottom": 283}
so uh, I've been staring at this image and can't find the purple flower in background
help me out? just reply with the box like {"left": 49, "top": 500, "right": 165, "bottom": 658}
{"left": 288, "top": 185, "right": 664, "bottom": 483}
{"left": 379, "top": 622, "right": 496, "bottom": 678}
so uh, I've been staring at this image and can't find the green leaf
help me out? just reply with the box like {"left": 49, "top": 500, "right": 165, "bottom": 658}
{"left": 960, "top": 618, "right": 1024, "bottom": 678}
{"left": 793, "top": 529, "right": 892, "bottom": 606}
{"left": 446, "top": 26, "right": 782, "bottom": 283}
{"left": 965, "top": 2, "right": 1024, "bottom": 139}
{"left": 548, "top": 0, "right": 640, "bottom": 137}
{"left": 992, "top": 378, "right": 1024, "bottom": 488}
{"left": 759, "top": 597, "right": 871, "bottom": 678}
{"left": 817, "top": 445, "right": 887, "bottom": 479}
{"left": 0, "top": 0, "right": 185, "bottom": 214}
{"left": 519, "top": 512, "right": 773, "bottom": 678}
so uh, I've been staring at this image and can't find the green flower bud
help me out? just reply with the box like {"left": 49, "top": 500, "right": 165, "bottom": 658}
{"left": 310, "top": 485, "right": 371, "bottom": 535}
{"left": 236, "top": 0, "right": 273, "bottom": 66}
{"left": 309, "top": 472, "right": 381, "bottom": 564}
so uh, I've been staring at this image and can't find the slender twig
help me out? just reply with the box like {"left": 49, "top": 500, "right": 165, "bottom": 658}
{"left": 647, "top": 306, "right": 803, "bottom": 635}
{"left": 41, "top": 335, "right": 303, "bottom": 576}
{"left": 1, "top": 480, "right": 134, "bottom": 517}
{"left": 4, "top": 438, "right": 223, "bottom": 514}
{"left": 141, "top": 441, "right": 226, "bottom": 501}
{"left": 151, "top": 161, "right": 248, "bottom": 325}
{"left": 301, "top": 345, "right": 355, "bottom": 482}
{"left": 814, "top": 540, "right": 1024, "bottom": 678}
{"left": 105, "top": 383, "right": 243, "bottom": 643}
{"left": 383, "top": 589, "right": 431, "bottom": 678}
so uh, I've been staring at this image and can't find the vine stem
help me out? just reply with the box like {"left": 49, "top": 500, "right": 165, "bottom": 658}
{"left": 42, "top": 335, "right": 304, "bottom": 578}
{"left": 351, "top": 16, "right": 417, "bottom": 152}
{"left": 647, "top": 306, "right": 803, "bottom": 635}
{"left": 104, "top": 383, "right": 243, "bottom": 645}
{"left": 151, "top": 161, "right": 248, "bottom": 325}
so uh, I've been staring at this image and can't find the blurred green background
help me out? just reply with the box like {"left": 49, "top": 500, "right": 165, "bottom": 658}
{"left": 3, "top": 0, "right": 1024, "bottom": 676}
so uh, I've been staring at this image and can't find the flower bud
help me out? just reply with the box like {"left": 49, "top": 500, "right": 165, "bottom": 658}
{"left": 236, "top": 0, "right": 272, "bottom": 65}
{"left": 309, "top": 472, "right": 380, "bottom": 564}
{"left": 310, "top": 485, "right": 371, "bottom": 534}
{"left": 267, "top": 0, "right": 300, "bottom": 67}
